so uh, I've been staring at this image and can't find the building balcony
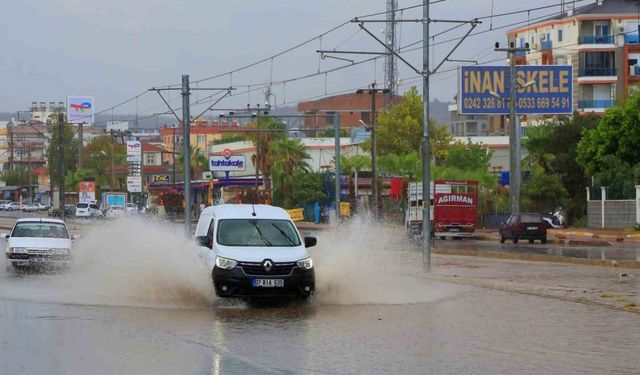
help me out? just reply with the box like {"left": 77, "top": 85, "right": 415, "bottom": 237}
{"left": 578, "top": 68, "right": 616, "bottom": 77}
{"left": 578, "top": 100, "right": 615, "bottom": 111}
{"left": 579, "top": 35, "right": 614, "bottom": 44}
{"left": 541, "top": 40, "right": 553, "bottom": 51}
{"left": 625, "top": 34, "right": 640, "bottom": 44}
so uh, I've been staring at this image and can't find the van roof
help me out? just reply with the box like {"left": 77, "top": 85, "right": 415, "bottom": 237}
{"left": 202, "top": 204, "right": 292, "bottom": 221}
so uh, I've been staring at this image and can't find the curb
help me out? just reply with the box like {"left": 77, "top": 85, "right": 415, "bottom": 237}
{"left": 433, "top": 247, "right": 640, "bottom": 269}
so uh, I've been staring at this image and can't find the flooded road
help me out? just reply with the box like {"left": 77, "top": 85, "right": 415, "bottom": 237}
{"left": 1, "top": 218, "right": 638, "bottom": 374}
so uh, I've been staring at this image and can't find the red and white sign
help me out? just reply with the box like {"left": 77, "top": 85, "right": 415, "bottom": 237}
{"left": 222, "top": 148, "right": 233, "bottom": 159}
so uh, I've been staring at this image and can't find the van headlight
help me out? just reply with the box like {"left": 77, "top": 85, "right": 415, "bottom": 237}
{"left": 215, "top": 256, "right": 237, "bottom": 270}
{"left": 297, "top": 257, "right": 313, "bottom": 270}
{"left": 9, "top": 247, "right": 27, "bottom": 254}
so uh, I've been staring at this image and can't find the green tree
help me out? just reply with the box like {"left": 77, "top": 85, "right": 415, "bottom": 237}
{"left": 521, "top": 165, "right": 569, "bottom": 213}
{"left": 245, "top": 116, "right": 286, "bottom": 190}
{"left": 290, "top": 171, "right": 327, "bottom": 207}
{"left": 377, "top": 152, "right": 421, "bottom": 179}
{"left": 270, "top": 138, "right": 311, "bottom": 208}
{"left": 64, "top": 169, "right": 91, "bottom": 191}
{"left": 531, "top": 114, "right": 598, "bottom": 222}
{"left": 47, "top": 114, "right": 81, "bottom": 188}
{"left": 371, "top": 87, "right": 452, "bottom": 161}
{"left": 177, "top": 145, "right": 208, "bottom": 173}
{"left": 83, "top": 135, "right": 126, "bottom": 190}
{"left": 577, "top": 92, "right": 640, "bottom": 199}
{"left": 442, "top": 140, "right": 493, "bottom": 172}
{"left": 0, "top": 168, "right": 29, "bottom": 186}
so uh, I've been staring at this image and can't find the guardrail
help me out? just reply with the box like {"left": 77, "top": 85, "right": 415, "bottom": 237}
{"left": 578, "top": 68, "right": 616, "bottom": 77}
{"left": 579, "top": 35, "right": 614, "bottom": 44}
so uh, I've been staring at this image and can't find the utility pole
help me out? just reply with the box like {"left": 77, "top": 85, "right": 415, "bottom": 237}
{"left": 333, "top": 112, "right": 341, "bottom": 222}
{"left": 181, "top": 74, "right": 192, "bottom": 235}
{"left": 495, "top": 42, "right": 528, "bottom": 215}
{"left": 27, "top": 143, "right": 32, "bottom": 205}
{"left": 78, "top": 122, "right": 84, "bottom": 169}
{"left": 422, "top": 0, "right": 431, "bottom": 270}
{"left": 9, "top": 126, "right": 14, "bottom": 171}
{"left": 356, "top": 84, "right": 389, "bottom": 218}
{"left": 58, "top": 112, "right": 65, "bottom": 221}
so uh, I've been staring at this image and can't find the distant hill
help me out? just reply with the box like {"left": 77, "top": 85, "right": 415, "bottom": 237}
{"left": 0, "top": 101, "right": 452, "bottom": 129}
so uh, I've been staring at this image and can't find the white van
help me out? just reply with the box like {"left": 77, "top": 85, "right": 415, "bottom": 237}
{"left": 195, "top": 204, "right": 316, "bottom": 299}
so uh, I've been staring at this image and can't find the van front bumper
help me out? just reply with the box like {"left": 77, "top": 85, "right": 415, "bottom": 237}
{"left": 213, "top": 266, "right": 315, "bottom": 298}
{"left": 6, "top": 253, "right": 72, "bottom": 267}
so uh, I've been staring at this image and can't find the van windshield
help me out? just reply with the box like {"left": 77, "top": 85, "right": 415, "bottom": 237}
{"left": 217, "top": 219, "right": 301, "bottom": 247}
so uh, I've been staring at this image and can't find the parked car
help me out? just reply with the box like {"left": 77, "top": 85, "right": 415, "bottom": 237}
{"left": 49, "top": 205, "right": 76, "bottom": 218}
{"left": 106, "top": 205, "right": 126, "bottom": 219}
{"left": 5, "top": 202, "right": 23, "bottom": 211}
{"left": 89, "top": 203, "right": 103, "bottom": 218}
{"left": 499, "top": 213, "right": 547, "bottom": 244}
{"left": 195, "top": 204, "right": 317, "bottom": 300}
{"left": 22, "top": 203, "right": 40, "bottom": 212}
{"left": 38, "top": 202, "right": 50, "bottom": 211}
{"left": 75, "top": 203, "right": 102, "bottom": 218}
{"left": 0, "top": 200, "right": 10, "bottom": 210}
{"left": 3, "top": 218, "right": 74, "bottom": 269}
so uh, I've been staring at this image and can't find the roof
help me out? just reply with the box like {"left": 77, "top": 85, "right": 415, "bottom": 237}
{"left": 16, "top": 217, "right": 65, "bottom": 224}
{"left": 203, "top": 204, "right": 291, "bottom": 220}
{"left": 508, "top": 0, "right": 640, "bottom": 35}
{"left": 141, "top": 141, "right": 167, "bottom": 153}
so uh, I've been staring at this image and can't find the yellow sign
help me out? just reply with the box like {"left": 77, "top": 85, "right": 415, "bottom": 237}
{"left": 340, "top": 202, "right": 351, "bottom": 217}
{"left": 287, "top": 208, "right": 304, "bottom": 222}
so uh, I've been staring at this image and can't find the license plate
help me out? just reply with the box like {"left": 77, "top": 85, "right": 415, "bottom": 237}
{"left": 527, "top": 226, "right": 538, "bottom": 230}
{"left": 449, "top": 228, "right": 460, "bottom": 232}
{"left": 252, "top": 279, "right": 284, "bottom": 288}
{"left": 31, "top": 258, "right": 47, "bottom": 263}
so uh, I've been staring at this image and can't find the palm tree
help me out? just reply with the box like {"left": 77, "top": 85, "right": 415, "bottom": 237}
{"left": 341, "top": 154, "right": 371, "bottom": 197}
{"left": 246, "top": 117, "right": 286, "bottom": 190}
{"left": 177, "top": 146, "right": 208, "bottom": 173}
{"left": 270, "top": 138, "right": 311, "bottom": 207}
{"left": 521, "top": 125, "right": 555, "bottom": 172}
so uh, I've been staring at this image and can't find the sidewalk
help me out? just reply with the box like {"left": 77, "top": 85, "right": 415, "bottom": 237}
{"left": 475, "top": 227, "right": 640, "bottom": 247}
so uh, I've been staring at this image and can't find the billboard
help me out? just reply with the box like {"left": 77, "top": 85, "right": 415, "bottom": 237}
{"left": 458, "top": 65, "right": 572, "bottom": 115}
{"left": 78, "top": 181, "right": 96, "bottom": 203}
{"left": 126, "top": 141, "right": 142, "bottom": 156}
{"left": 127, "top": 176, "right": 142, "bottom": 193}
{"left": 210, "top": 148, "right": 246, "bottom": 172}
{"left": 67, "top": 96, "right": 95, "bottom": 124}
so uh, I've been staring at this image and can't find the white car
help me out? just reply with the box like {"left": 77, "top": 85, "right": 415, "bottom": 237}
{"left": 0, "top": 200, "right": 10, "bottom": 210}
{"left": 194, "top": 204, "right": 316, "bottom": 300}
{"left": 75, "top": 203, "right": 103, "bottom": 218}
{"left": 5, "top": 202, "right": 23, "bottom": 211}
{"left": 3, "top": 218, "right": 74, "bottom": 268}
{"left": 22, "top": 203, "right": 40, "bottom": 212}
{"left": 106, "top": 205, "right": 126, "bottom": 219}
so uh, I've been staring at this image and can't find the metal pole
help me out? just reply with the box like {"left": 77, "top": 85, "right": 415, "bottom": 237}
{"left": 27, "top": 144, "right": 32, "bottom": 205}
{"left": 334, "top": 112, "right": 341, "bottom": 223}
{"left": 421, "top": 0, "right": 431, "bottom": 270}
{"left": 111, "top": 143, "right": 114, "bottom": 192}
{"left": 58, "top": 112, "right": 65, "bottom": 221}
{"left": 181, "top": 74, "right": 192, "bottom": 234}
{"left": 508, "top": 50, "right": 520, "bottom": 214}
{"left": 78, "top": 122, "right": 84, "bottom": 169}
{"left": 172, "top": 126, "right": 176, "bottom": 186}
{"left": 370, "top": 85, "right": 378, "bottom": 218}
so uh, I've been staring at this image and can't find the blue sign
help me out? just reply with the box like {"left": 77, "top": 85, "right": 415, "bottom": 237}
{"left": 459, "top": 65, "right": 572, "bottom": 115}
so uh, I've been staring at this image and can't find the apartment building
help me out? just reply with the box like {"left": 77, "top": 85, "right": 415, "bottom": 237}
{"left": 507, "top": 0, "right": 640, "bottom": 114}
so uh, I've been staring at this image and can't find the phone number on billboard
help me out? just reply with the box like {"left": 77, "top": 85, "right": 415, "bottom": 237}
{"left": 463, "top": 97, "right": 571, "bottom": 110}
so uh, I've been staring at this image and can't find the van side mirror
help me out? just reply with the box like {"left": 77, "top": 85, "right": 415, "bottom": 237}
{"left": 1, "top": 233, "right": 8, "bottom": 239}
{"left": 196, "top": 235, "right": 212, "bottom": 248}
{"left": 304, "top": 236, "right": 317, "bottom": 248}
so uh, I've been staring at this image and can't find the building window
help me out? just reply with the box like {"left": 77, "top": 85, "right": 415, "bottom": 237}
{"left": 146, "top": 153, "right": 155, "bottom": 165}
{"left": 519, "top": 37, "right": 525, "bottom": 48}
{"left": 197, "top": 135, "right": 205, "bottom": 144}
{"left": 558, "top": 29, "right": 563, "bottom": 42}
{"left": 360, "top": 112, "right": 370, "bottom": 125}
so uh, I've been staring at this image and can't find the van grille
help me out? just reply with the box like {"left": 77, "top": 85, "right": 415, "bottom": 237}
{"left": 238, "top": 262, "right": 296, "bottom": 276}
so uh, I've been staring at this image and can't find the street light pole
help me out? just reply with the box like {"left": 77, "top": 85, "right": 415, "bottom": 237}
{"left": 181, "top": 74, "right": 192, "bottom": 235}
{"left": 58, "top": 112, "right": 65, "bottom": 221}
{"left": 172, "top": 125, "right": 177, "bottom": 186}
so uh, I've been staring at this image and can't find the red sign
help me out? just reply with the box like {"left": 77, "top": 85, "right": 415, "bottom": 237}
{"left": 435, "top": 193, "right": 475, "bottom": 206}
{"left": 222, "top": 148, "right": 233, "bottom": 159}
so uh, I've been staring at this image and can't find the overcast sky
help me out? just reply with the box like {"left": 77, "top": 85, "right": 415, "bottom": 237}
{"left": 2, "top": 0, "right": 573, "bottom": 119}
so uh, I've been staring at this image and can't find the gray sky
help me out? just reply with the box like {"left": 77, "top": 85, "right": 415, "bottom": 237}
{"left": 2, "top": 0, "right": 570, "bottom": 119}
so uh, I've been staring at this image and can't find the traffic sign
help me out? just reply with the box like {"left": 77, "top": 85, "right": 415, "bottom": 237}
{"left": 127, "top": 176, "right": 142, "bottom": 192}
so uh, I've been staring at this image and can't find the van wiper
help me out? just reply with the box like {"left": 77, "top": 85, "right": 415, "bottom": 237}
{"left": 251, "top": 221, "right": 272, "bottom": 246}
{"left": 272, "top": 223, "right": 295, "bottom": 245}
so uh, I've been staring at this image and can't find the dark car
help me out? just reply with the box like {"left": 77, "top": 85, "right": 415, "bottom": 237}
{"left": 48, "top": 205, "right": 76, "bottom": 218}
{"left": 499, "top": 213, "right": 547, "bottom": 244}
